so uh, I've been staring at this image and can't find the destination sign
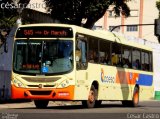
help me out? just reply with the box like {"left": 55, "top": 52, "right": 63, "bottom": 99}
{"left": 15, "top": 26, "right": 73, "bottom": 38}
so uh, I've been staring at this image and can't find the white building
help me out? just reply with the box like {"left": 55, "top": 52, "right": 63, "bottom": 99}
{"left": 95, "top": 0, "right": 159, "bottom": 43}
{"left": 26, "top": 0, "right": 47, "bottom": 13}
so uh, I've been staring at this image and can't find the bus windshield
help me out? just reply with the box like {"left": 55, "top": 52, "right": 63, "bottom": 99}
{"left": 13, "top": 40, "right": 73, "bottom": 75}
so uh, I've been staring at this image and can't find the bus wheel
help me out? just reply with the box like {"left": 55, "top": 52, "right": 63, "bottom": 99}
{"left": 82, "top": 85, "right": 97, "bottom": 108}
{"left": 122, "top": 86, "right": 139, "bottom": 107}
{"left": 34, "top": 100, "right": 49, "bottom": 108}
{"left": 132, "top": 86, "right": 139, "bottom": 107}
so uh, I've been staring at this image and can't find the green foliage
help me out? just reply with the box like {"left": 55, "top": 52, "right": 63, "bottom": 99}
{"left": 0, "top": 0, "right": 17, "bottom": 28}
{"left": 0, "top": 0, "right": 30, "bottom": 29}
{"left": 44, "top": 0, "right": 131, "bottom": 29}
{"left": 156, "top": 0, "right": 160, "bottom": 18}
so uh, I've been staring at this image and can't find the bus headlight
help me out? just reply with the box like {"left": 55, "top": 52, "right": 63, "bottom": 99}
{"left": 61, "top": 83, "right": 66, "bottom": 88}
{"left": 58, "top": 79, "right": 70, "bottom": 88}
{"left": 12, "top": 78, "right": 25, "bottom": 88}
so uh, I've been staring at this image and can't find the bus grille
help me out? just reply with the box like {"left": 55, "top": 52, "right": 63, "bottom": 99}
{"left": 22, "top": 77, "right": 61, "bottom": 83}
{"left": 29, "top": 91, "right": 52, "bottom": 95}
{"left": 27, "top": 85, "right": 55, "bottom": 87}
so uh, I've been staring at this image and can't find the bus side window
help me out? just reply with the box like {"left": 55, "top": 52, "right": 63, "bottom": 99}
{"left": 111, "top": 53, "right": 119, "bottom": 65}
{"left": 132, "top": 49, "right": 141, "bottom": 70}
{"left": 111, "top": 43, "right": 121, "bottom": 66}
{"left": 141, "top": 51, "right": 149, "bottom": 71}
{"left": 76, "top": 37, "right": 87, "bottom": 69}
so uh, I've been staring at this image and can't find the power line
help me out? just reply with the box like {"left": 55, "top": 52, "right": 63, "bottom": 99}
{"left": 110, "top": 24, "right": 154, "bottom": 32}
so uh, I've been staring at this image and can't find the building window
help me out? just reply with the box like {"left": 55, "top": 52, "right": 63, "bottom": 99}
{"left": 127, "top": 25, "right": 138, "bottom": 32}
{"left": 92, "top": 26, "right": 102, "bottom": 30}
{"left": 130, "top": 10, "right": 139, "bottom": 17}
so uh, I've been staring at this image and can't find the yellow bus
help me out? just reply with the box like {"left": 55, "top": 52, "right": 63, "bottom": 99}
{"left": 11, "top": 24, "right": 153, "bottom": 108}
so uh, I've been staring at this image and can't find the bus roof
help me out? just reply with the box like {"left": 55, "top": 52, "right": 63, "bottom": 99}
{"left": 17, "top": 23, "right": 152, "bottom": 51}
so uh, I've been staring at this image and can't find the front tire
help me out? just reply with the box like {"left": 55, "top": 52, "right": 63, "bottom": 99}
{"left": 82, "top": 85, "right": 98, "bottom": 108}
{"left": 34, "top": 100, "right": 49, "bottom": 108}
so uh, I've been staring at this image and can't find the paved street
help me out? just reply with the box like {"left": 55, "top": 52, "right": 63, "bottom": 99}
{"left": 0, "top": 100, "right": 160, "bottom": 119}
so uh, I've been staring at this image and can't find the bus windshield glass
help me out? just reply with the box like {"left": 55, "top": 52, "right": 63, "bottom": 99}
{"left": 13, "top": 40, "right": 73, "bottom": 75}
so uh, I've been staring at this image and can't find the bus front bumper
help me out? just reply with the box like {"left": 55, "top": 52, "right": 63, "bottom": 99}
{"left": 11, "top": 85, "right": 74, "bottom": 100}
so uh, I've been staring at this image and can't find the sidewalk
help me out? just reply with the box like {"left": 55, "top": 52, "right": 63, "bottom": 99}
{"left": 0, "top": 101, "right": 81, "bottom": 109}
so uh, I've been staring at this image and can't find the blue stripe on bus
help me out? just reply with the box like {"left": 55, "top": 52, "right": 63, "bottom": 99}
{"left": 136, "top": 74, "right": 153, "bottom": 86}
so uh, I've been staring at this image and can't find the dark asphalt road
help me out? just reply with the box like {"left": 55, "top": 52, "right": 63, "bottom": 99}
{"left": 0, "top": 100, "right": 160, "bottom": 119}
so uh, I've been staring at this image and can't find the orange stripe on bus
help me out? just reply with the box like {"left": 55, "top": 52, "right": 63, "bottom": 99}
{"left": 11, "top": 85, "right": 74, "bottom": 100}
{"left": 116, "top": 71, "right": 139, "bottom": 85}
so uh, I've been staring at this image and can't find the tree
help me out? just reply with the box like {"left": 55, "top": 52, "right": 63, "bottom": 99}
{"left": 0, "top": 0, "right": 30, "bottom": 28}
{"left": 0, "top": 0, "right": 30, "bottom": 48}
{"left": 156, "top": 0, "right": 160, "bottom": 18}
{"left": 156, "top": 0, "right": 160, "bottom": 42}
{"left": 45, "top": 0, "right": 131, "bottom": 29}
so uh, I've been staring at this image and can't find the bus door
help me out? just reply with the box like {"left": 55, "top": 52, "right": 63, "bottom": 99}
{"left": 75, "top": 35, "right": 88, "bottom": 99}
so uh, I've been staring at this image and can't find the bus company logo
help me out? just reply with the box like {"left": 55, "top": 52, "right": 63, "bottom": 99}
{"left": 101, "top": 68, "right": 115, "bottom": 83}
{"left": 38, "top": 84, "right": 43, "bottom": 88}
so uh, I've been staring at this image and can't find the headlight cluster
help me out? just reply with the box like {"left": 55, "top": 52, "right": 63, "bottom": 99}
{"left": 58, "top": 79, "right": 70, "bottom": 88}
{"left": 12, "top": 78, "right": 25, "bottom": 88}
